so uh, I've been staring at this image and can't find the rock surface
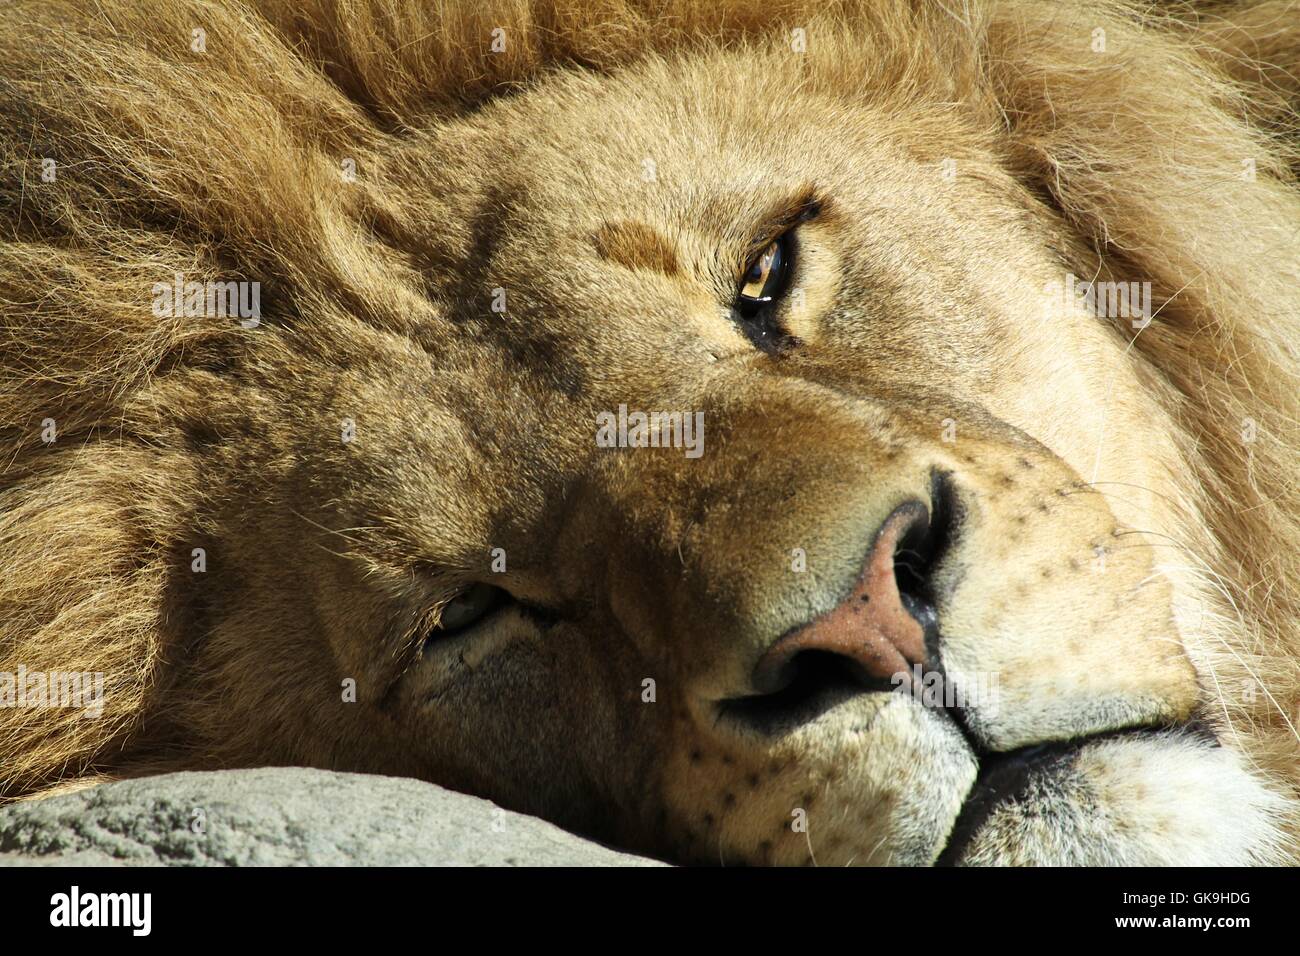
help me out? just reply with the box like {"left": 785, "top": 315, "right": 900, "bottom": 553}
{"left": 0, "top": 767, "right": 664, "bottom": 866}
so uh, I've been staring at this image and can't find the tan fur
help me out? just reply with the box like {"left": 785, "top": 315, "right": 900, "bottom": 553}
{"left": 0, "top": 0, "right": 1297, "bottom": 864}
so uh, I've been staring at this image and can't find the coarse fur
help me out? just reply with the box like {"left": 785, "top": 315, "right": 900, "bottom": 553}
{"left": 0, "top": 0, "right": 1297, "bottom": 864}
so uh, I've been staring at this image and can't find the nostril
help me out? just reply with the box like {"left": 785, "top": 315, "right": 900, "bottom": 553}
{"left": 723, "top": 650, "right": 892, "bottom": 732}
{"left": 893, "top": 470, "right": 956, "bottom": 613}
{"left": 892, "top": 512, "right": 933, "bottom": 608}
{"left": 727, "top": 473, "right": 961, "bottom": 734}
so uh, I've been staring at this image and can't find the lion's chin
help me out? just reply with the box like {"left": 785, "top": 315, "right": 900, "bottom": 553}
{"left": 940, "top": 730, "right": 1294, "bottom": 866}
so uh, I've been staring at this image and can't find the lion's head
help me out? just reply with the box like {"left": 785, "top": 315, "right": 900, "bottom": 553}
{"left": 2, "top": 0, "right": 1298, "bottom": 865}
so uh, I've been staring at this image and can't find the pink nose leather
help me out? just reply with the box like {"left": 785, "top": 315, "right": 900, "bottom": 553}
{"left": 755, "top": 503, "right": 928, "bottom": 690}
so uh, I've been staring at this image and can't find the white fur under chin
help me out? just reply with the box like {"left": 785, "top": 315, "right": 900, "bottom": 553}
{"left": 956, "top": 733, "right": 1295, "bottom": 866}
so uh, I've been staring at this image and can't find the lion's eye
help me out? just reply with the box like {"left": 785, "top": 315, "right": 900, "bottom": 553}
{"left": 736, "top": 233, "right": 792, "bottom": 317}
{"left": 432, "top": 583, "right": 506, "bottom": 636}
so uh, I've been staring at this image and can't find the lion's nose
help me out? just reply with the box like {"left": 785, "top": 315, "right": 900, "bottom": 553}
{"left": 752, "top": 498, "right": 944, "bottom": 696}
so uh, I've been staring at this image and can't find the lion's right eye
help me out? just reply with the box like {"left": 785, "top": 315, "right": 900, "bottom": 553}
{"left": 735, "top": 233, "right": 793, "bottom": 319}
{"left": 430, "top": 583, "right": 506, "bottom": 638}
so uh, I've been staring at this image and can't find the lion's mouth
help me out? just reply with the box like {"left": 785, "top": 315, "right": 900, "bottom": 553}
{"left": 934, "top": 722, "right": 1218, "bottom": 866}
{"left": 934, "top": 739, "right": 1081, "bottom": 866}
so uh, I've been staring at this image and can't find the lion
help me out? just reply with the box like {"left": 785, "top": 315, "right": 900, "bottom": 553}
{"left": 0, "top": 0, "right": 1297, "bottom": 866}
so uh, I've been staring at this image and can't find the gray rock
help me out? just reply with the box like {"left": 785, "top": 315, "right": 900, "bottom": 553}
{"left": 0, "top": 767, "right": 664, "bottom": 866}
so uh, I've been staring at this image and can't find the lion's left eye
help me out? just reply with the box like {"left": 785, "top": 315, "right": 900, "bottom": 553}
{"left": 432, "top": 583, "right": 506, "bottom": 636}
{"left": 736, "top": 234, "right": 792, "bottom": 316}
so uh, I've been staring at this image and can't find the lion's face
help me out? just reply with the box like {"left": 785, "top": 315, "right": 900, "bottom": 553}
{"left": 8, "top": 0, "right": 1295, "bottom": 866}
{"left": 164, "top": 47, "right": 1288, "bottom": 865}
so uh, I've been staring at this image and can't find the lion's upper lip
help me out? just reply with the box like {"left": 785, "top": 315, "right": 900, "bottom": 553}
{"left": 934, "top": 740, "right": 1079, "bottom": 867}
{"left": 933, "top": 722, "right": 1218, "bottom": 866}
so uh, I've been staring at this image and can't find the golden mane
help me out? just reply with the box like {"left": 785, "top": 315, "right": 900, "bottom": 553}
{"left": 0, "top": 0, "right": 1296, "bottom": 819}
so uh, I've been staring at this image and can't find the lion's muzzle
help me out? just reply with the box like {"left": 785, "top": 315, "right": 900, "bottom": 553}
{"left": 545, "top": 379, "right": 1232, "bottom": 863}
